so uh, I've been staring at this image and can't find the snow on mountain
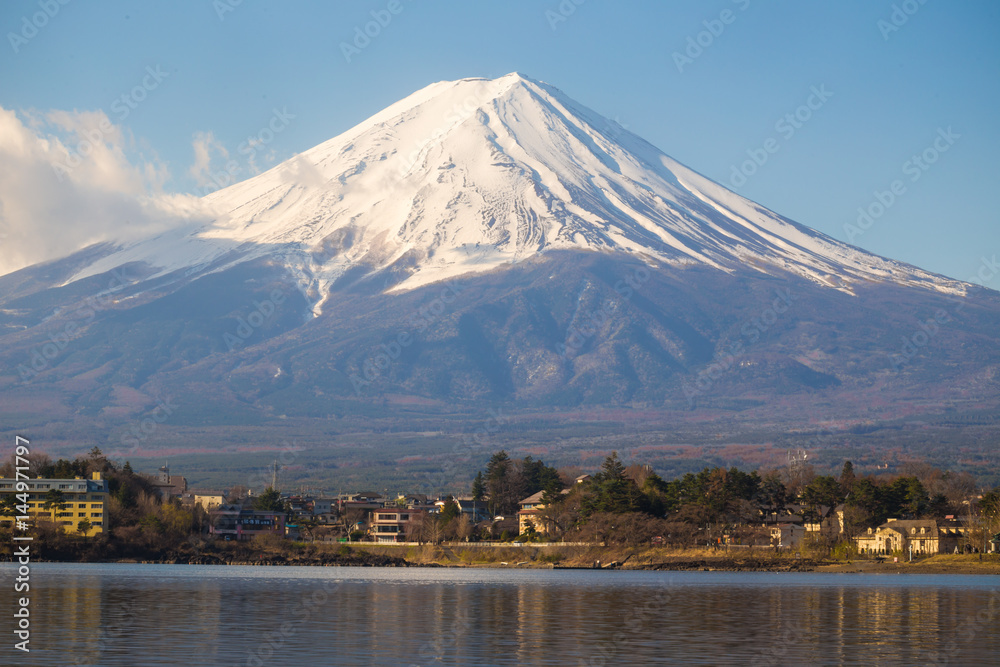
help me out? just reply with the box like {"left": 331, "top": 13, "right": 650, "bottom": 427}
{"left": 67, "top": 72, "right": 965, "bottom": 313}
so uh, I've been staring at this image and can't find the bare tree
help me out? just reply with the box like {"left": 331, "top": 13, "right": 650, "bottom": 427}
{"left": 341, "top": 508, "right": 367, "bottom": 540}
{"left": 455, "top": 514, "right": 473, "bottom": 542}
{"left": 225, "top": 485, "right": 248, "bottom": 504}
{"left": 625, "top": 464, "right": 654, "bottom": 488}
{"left": 409, "top": 513, "right": 430, "bottom": 545}
{"left": 0, "top": 451, "right": 52, "bottom": 478}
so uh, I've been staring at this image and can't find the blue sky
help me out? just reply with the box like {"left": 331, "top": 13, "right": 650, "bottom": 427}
{"left": 1, "top": 0, "right": 997, "bottom": 283}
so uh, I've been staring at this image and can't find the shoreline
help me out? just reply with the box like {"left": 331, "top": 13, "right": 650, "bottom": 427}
{"left": 10, "top": 551, "right": 1000, "bottom": 575}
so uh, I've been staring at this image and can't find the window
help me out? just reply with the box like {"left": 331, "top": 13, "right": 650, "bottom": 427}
{"left": 91, "top": 513, "right": 102, "bottom": 517}
{"left": 91, "top": 504, "right": 102, "bottom": 509}
{"left": 79, "top": 512, "right": 86, "bottom": 517}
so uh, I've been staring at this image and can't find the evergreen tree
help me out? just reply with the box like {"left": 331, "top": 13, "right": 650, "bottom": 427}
{"left": 43, "top": 489, "right": 68, "bottom": 515}
{"left": 582, "top": 452, "right": 642, "bottom": 516}
{"left": 485, "top": 451, "right": 516, "bottom": 517}
{"left": 0, "top": 494, "right": 17, "bottom": 515}
{"left": 839, "top": 461, "right": 856, "bottom": 496}
{"left": 471, "top": 472, "right": 485, "bottom": 501}
{"left": 520, "top": 456, "right": 562, "bottom": 496}
{"left": 895, "top": 477, "right": 929, "bottom": 517}
{"left": 252, "top": 487, "right": 286, "bottom": 512}
{"left": 757, "top": 472, "right": 789, "bottom": 509}
{"left": 846, "top": 478, "right": 884, "bottom": 523}
{"left": 801, "top": 475, "right": 842, "bottom": 509}
{"left": 114, "top": 483, "right": 137, "bottom": 509}
{"left": 440, "top": 498, "right": 461, "bottom": 522}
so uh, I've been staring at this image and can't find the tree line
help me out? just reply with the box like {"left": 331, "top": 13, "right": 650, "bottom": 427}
{"left": 469, "top": 450, "right": 999, "bottom": 549}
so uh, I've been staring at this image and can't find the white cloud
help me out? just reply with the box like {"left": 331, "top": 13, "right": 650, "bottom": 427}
{"left": 0, "top": 105, "right": 210, "bottom": 277}
{"left": 281, "top": 154, "right": 326, "bottom": 189}
{"left": 188, "top": 130, "right": 229, "bottom": 187}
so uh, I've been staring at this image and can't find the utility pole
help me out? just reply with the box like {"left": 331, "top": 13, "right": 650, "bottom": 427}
{"left": 270, "top": 459, "right": 281, "bottom": 491}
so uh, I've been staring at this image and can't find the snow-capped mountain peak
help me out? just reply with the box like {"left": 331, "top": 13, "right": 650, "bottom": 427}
{"left": 68, "top": 72, "right": 964, "bottom": 312}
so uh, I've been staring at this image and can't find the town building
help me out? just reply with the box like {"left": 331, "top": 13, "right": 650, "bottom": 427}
{"left": 308, "top": 497, "right": 341, "bottom": 527}
{"left": 0, "top": 472, "right": 108, "bottom": 536}
{"left": 146, "top": 464, "right": 187, "bottom": 499}
{"left": 803, "top": 504, "right": 845, "bottom": 537}
{"left": 208, "top": 505, "right": 285, "bottom": 541}
{"left": 517, "top": 490, "right": 556, "bottom": 535}
{"left": 854, "top": 518, "right": 972, "bottom": 555}
{"left": 370, "top": 507, "right": 426, "bottom": 543}
{"left": 769, "top": 523, "right": 806, "bottom": 549}
{"left": 491, "top": 515, "right": 519, "bottom": 539}
{"left": 396, "top": 493, "right": 431, "bottom": 509}
{"left": 454, "top": 497, "right": 491, "bottom": 523}
{"left": 312, "top": 498, "right": 337, "bottom": 515}
{"left": 194, "top": 494, "right": 225, "bottom": 511}
{"left": 285, "top": 495, "right": 313, "bottom": 518}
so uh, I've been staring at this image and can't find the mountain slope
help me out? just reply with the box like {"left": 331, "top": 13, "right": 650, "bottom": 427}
{"left": 0, "top": 74, "right": 996, "bottom": 481}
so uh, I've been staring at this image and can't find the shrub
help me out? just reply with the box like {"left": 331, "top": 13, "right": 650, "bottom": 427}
{"left": 252, "top": 532, "right": 288, "bottom": 553}
{"left": 830, "top": 539, "right": 858, "bottom": 560}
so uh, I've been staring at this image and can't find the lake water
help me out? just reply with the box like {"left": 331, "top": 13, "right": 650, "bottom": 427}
{"left": 2, "top": 563, "right": 998, "bottom": 666}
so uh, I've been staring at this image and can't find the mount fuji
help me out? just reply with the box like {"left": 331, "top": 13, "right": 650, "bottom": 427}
{"left": 61, "top": 72, "right": 964, "bottom": 308}
{"left": 1, "top": 73, "right": 997, "bottom": 482}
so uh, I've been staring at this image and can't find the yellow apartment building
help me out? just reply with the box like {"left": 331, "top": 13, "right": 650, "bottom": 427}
{"left": 0, "top": 471, "right": 109, "bottom": 537}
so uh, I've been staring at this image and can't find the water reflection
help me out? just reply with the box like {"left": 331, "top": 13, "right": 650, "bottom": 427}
{"left": 3, "top": 565, "right": 997, "bottom": 666}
